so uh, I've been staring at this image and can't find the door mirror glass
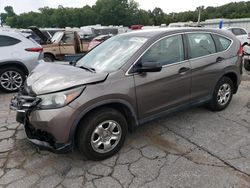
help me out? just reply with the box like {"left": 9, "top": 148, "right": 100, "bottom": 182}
{"left": 137, "top": 61, "right": 162, "bottom": 73}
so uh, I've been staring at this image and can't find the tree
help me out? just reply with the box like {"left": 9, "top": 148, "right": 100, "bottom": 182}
{"left": 151, "top": 8, "right": 165, "bottom": 25}
{"left": 2, "top": 1, "right": 250, "bottom": 28}
{"left": 0, "top": 6, "right": 16, "bottom": 26}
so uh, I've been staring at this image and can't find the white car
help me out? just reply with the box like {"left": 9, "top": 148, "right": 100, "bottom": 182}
{"left": 226, "top": 27, "right": 249, "bottom": 46}
{"left": 0, "top": 31, "right": 43, "bottom": 92}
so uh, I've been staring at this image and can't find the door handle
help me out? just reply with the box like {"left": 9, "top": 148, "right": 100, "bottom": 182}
{"left": 178, "top": 67, "right": 190, "bottom": 74}
{"left": 216, "top": 57, "right": 224, "bottom": 62}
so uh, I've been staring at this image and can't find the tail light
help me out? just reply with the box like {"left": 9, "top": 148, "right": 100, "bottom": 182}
{"left": 238, "top": 45, "right": 243, "bottom": 56}
{"left": 25, "top": 47, "right": 43, "bottom": 52}
{"left": 248, "top": 33, "right": 250, "bottom": 39}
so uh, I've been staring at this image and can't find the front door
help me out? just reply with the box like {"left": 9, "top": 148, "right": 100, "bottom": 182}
{"left": 59, "top": 32, "right": 76, "bottom": 56}
{"left": 133, "top": 34, "right": 191, "bottom": 120}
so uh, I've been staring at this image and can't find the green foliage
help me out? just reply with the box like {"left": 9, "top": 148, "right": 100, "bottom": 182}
{"left": 0, "top": 6, "right": 16, "bottom": 26}
{"left": 2, "top": 1, "right": 250, "bottom": 28}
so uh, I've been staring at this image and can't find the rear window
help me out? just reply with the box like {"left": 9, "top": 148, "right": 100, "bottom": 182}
{"left": 0, "top": 35, "right": 21, "bottom": 47}
{"left": 213, "top": 34, "right": 232, "bottom": 52}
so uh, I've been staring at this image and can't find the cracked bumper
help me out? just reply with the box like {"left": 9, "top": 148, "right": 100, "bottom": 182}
{"left": 24, "top": 119, "right": 72, "bottom": 153}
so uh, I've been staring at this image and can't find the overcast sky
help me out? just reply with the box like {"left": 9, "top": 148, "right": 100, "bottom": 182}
{"left": 0, "top": 0, "right": 246, "bottom": 14}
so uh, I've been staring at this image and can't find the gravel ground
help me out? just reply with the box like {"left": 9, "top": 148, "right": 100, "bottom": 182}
{"left": 0, "top": 73, "right": 250, "bottom": 188}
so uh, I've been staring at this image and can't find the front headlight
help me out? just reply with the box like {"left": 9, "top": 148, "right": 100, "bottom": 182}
{"left": 38, "top": 86, "right": 85, "bottom": 109}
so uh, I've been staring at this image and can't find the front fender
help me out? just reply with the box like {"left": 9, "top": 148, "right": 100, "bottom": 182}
{"left": 68, "top": 98, "right": 139, "bottom": 146}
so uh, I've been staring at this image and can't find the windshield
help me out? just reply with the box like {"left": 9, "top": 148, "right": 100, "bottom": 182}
{"left": 51, "top": 31, "right": 64, "bottom": 43}
{"left": 77, "top": 35, "right": 148, "bottom": 72}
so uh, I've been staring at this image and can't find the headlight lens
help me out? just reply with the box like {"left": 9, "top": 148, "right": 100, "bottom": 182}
{"left": 38, "top": 86, "right": 85, "bottom": 109}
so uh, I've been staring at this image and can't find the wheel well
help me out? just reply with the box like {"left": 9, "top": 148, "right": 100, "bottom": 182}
{"left": 74, "top": 103, "right": 137, "bottom": 144}
{"left": 224, "top": 73, "right": 238, "bottom": 93}
{"left": 44, "top": 53, "right": 55, "bottom": 59}
{"left": 0, "top": 62, "right": 28, "bottom": 76}
{"left": 242, "top": 42, "right": 248, "bottom": 47}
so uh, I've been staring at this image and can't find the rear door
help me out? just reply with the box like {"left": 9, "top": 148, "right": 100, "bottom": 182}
{"left": 0, "top": 35, "right": 21, "bottom": 61}
{"left": 133, "top": 34, "right": 191, "bottom": 120}
{"left": 186, "top": 32, "right": 226, "bottom": 101}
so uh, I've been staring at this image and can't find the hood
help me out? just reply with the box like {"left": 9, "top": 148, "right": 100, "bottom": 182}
{"left": 28, "top": 26, "right": 51, "bottom": 44}
{"left": 26, "top": 63, "right": 108, "bottom": 95}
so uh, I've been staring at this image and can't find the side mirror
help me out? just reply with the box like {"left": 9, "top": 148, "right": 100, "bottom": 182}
{"left": 137, "top": 61, "right": 162, "bottom": 73}
{"left": 69, "top": 60, "right": 77, "bottom": 66}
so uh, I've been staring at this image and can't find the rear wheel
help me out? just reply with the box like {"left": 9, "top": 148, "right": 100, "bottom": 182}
{"left": 208, "top": 77, "right": 233, "bottom": 111}
{"left": 77, "top": 108, "right": 128, "bottom": 160}
{"left": 244, "top": 59, "right": 250, "bottom": 71}
{"left": 44, "top": 54, "right": 54, "bottom": 62}
{"left": 0, "top": 67, "right": 25, "bottom": 93}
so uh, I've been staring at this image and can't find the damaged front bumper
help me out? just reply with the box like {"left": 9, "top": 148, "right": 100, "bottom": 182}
{"left": 10, "top": 93, "right": 72, "bottom": 153}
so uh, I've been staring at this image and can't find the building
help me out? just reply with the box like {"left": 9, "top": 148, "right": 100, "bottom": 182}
{"left": 201, "top": 18, "right": 250, "bottom": 31}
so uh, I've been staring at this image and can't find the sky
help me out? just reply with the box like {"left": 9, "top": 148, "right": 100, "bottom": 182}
{"left": 0, "top": 0, "right": 246, "bottom": 14}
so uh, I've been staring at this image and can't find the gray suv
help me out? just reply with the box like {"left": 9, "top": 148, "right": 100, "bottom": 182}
{"left": 0, "top": 30, "right": 42, "bottom": 92}
{"left": 10, "top": 28, "right": 242, "bottom": 160}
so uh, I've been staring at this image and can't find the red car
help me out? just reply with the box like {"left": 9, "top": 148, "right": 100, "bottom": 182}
{"left": 88, "top": 35, "right": 112, "bottom": 51}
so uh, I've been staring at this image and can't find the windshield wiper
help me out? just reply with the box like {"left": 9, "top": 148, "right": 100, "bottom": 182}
{"left": 78, "top": 65, "right": 96, "bottom": 73}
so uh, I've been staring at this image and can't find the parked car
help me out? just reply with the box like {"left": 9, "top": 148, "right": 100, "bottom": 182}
{"left": 21, "top": 28, "right": 64, "bottom": 45}
{"left": 226, "top": 27, "right": 249, "bottom": 46}
{"left": 88, "top": 35, "right": 112, "bottom": 51}
{"left": 243, "top": 44, "right": 250, "bottom": 71}
{"left": 0, "top": 31, "right": 42, "bottom": 92}
{"left": 10, "top": 28, "right": 242, "bottom": 160}
{"left": 21, "top": 29, "right": 52, "bottom": 45}
{"left": 130, "top": 25, "right": 144, "bottom": 30}
{"left": 29, "top": 26, "right": 90, "bottom": 62}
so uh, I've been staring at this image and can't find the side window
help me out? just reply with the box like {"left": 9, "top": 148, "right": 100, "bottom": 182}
{"left": 213, "top": 34, "right": 232, "bottom": 52}
{"left": 232, "top": 28, "right": 242, "bottom": 36}
{"left": 61, "top": 33, "right": 74, "bottom": 44}
{"left": 0, "top": 35, "right": 21, "bottom": 47}
{"left": 240, "top": 29, "right": 247, "bottom": 35}
{"left": 141, "top": 35, "right": 184, "bottom": 66}
{"left": 187, "top": 33, "right": 216, "bottom": 59}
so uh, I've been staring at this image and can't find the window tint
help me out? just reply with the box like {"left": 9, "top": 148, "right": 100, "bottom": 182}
{"left": 231, "top": 28, "right": 246, "bottom": 36}
{"left": 141, "top": 35, "right": 184, "bottom": 66}
{"left": 213, "top": 34, "right": 231, "bottom": 52}
{"left": 187, "top": 33, "right": 216, "bottom": 59}
{"left": 0, "top": 35, "right": 21, "bottom": 47}
{"left": 61, "top": 33, "right": 74, "bottom": 44}
{"left": 240, "top": 29, "right": 247, "bottom": 35}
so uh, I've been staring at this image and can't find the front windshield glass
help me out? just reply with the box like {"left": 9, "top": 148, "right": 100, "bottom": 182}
{"left": 51, "top": 31, "right": 64, "bottom": 43}
{"left": 77, "top": 35, "right": 148, "bottom": 72}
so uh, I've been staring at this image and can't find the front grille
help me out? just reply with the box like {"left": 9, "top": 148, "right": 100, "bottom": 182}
{"left": 10, "top": 92, "right": 41, "bottom": 112}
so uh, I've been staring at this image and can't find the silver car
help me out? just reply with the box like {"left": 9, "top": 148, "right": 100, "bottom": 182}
{"left": 0, "top": 30, "right": 43, "bottom": 92}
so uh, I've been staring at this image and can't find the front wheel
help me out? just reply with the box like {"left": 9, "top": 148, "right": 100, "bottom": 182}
{"left": 77, "top": 108, "right": 128, "bottom": 160}
{"left": 0, "top": 67, "right": 25, "bottom": 93}
{"left": 208, "top": 77, "right": 234, "bottom": 111}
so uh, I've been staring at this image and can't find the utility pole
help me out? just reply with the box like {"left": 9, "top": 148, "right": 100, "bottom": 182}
{"left": 197, "top": 6, "right": 201, "bottom": 25}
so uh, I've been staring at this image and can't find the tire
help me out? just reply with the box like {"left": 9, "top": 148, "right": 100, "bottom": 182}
{"left": 77, "top": 107, "right": 128, "bottom": 160}
{"left": 208, "top": 77, "right": 234, "bottom": 111}
{"left": 244, "top": 59, "right": 250, "bottom": 71}
{"left": 44, "top": 54, "right": 54, "bottom": 62}
{"left": 0, "top": 66, "right": 26, "bottom": 93}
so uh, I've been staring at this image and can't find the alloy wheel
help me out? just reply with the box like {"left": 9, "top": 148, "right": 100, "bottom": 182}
{"left": 91, "top": 120, "right": 122, "bottom": 154}
{"left": 217, "top": 83, "right": 231, "bottom": 106}
{"left": 0, "top": 70, "right": 23, "bottom": 91}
